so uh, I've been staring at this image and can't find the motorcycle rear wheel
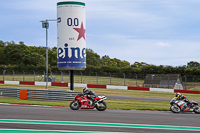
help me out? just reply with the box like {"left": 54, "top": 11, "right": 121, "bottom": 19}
{"left": 70, "top": 101, "right": 80, "bottom": 110}
{"left": 194, "top": 105, "right": 200, "bottom": 114}
{"left": 170, "top": 105, "right": 180, "bottom": 113}
{"left": 96, "top": 101, "right": 107, "bottom": 111}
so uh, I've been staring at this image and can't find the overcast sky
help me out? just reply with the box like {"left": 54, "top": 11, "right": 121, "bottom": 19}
{"left": 0, "top": 0, "right": 200, "bottom": 66}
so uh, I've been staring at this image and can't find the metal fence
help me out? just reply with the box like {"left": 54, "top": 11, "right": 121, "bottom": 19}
{"left": 0, "top": 70, "right": 144, "bottom": 87}
{"left": 0, "top": 87, "right": 81, "bottom": 101}
{"left": 1, "top": 70, "right": 200, "bottom": 90}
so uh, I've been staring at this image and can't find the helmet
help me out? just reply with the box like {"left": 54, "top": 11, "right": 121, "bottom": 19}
{"left": 175, "top": 93, "right": 181, "bottom": 98}
{"left": 83, "top": 87, "right": 88, "bottom": 93}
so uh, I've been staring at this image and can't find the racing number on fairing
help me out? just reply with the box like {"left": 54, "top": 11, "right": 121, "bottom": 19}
{"left": 177, "top": 101, "right": 185, "bottom": 106}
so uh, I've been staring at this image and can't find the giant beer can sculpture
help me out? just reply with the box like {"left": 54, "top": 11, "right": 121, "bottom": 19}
{"left": 57, "top": 1, "right": 86, "bottom": 70}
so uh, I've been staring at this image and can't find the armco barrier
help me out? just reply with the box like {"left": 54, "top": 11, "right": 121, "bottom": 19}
{"left": 27, "top": 89, "right": 80, "bottom": 101}
{"left": 0, "top": 87, "right": 81, "bottom": 101}
{"left": 0, "top": 88, "right": 18, "bottom": 98}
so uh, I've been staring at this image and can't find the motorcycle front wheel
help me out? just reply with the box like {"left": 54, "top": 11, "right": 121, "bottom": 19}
{"left": 96, "top": 101, "right": 107, "bottom": 111}
{"left": 70, "top": 101, "right": 80, "bottom": 110}
{"left": 170, "top": 105, "right": 181, "bottom": 113}
{"left": 194, "top": 105, "right": 200, "bottom": 114}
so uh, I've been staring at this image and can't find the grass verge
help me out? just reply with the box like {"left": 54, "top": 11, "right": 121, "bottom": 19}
{"left": 1, "top": 84, "right": 200, "bottom": 111}
{"left": 0, "top": 97, "right": 170, "bottom": 111}
{"left": 1, "top": 84, "right": 200, "bottom": 101}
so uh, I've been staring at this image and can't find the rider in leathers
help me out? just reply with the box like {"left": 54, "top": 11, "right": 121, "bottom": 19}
{"left": 176, "top": 93, "right": 192, "bottom": 107}
{"left": 83, "top": 87, "right": 97, "bottom": 105}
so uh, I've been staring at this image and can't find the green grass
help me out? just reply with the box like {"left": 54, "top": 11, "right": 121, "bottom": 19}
{"left": 0, "top": 97, "right": 69, "bottom": 107}
{"left": 107, "top": 99, "right": 169, "bottom": 111}
{"left": 183, "top": 82, "right": 200, "bottom": 91}
{"left": 0, "top": 97, "right": 170, "bottom": 111}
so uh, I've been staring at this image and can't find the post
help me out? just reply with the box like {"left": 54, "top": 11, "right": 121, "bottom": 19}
{"left": 123, "top": 73, "right": 125, "bottom": 86}
{"left": 95, "top": 72, "right": 98, "bottom": 84}
{"left": 151, "top": 74, "right": 154, "bottom": 88}
{"left": 23, "top": 70, "right": 25, "bottom": 81}
{"left": 40, "top": 19, "right": 49, "bottom": 90}
{"left": 43, "top": 70, "right": 45, "bottom": 80}
{"left": 33, "top": 70, "right": 35, "bottom": 81}
{"left": 12, "top": 70, "right": 14, "bottom": 81}
{"left": 3, "top": 70, "right": 5, "bottom": 81}
{"left": 167, "top": 74, "right": 169, "bottom": 89}
{"left": 70, "top": 70, "right": 74, "bottom": 91}
{"left": 45, "top": 20, "right": 48, "bottom": 90}
{"left": 69, "top": 71, "right": 71, "bottom": 82}
{"left": 184, "top": 75, "right": 187, "bottom": 90}
{"left": 80, "top": 71, "right": 82, "bottom": 84}
{"left": 50, "top": 70, "right": 52, "bottom": 77}
{"left": 135, "top": 73, "right": 137, "bottom": 87}
{"left": 61, "top": 71, "right": 63, "bottom": 82}
{"left": 109, "top": 72, "right": 111, "bottom": 85}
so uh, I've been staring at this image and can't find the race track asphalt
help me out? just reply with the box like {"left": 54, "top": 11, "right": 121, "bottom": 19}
{"left": 106, "top": 95, "right": 200, "bottom": 103}
{"left": 0, "top": 104, "right": 200, "bottom": 133}
{"left": 106, "top": 95, "right": 171, "bottom": 102}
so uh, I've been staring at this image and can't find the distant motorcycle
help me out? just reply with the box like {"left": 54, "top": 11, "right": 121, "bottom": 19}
{"left": 170, "top": 97, "right": 200, "bottom": 113}
{"left": 70, "top": 93, "right": 107, "bottom": 111}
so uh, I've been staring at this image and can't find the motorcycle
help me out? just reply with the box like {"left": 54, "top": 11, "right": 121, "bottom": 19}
{"left": 170, "top": 97, "right": 200, "bottom": 113}
{"left": 70, "top": 93, "right": 107, "bottom": 111}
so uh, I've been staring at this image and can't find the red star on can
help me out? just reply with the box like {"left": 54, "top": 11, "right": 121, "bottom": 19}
{"left": 73, "top": 22, "right": 86, "bottom": 41}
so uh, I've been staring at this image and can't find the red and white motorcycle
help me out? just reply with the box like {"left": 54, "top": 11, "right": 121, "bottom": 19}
{"left": 170, "top": 97, "right": 200, "bottom": 113}
{"left": 70, "top": 93, "right": 107, "bottom": 111}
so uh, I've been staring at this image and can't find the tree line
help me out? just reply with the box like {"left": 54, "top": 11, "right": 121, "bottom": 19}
{"left": 0, "top": 40, "right": 200, "bottom": 80}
